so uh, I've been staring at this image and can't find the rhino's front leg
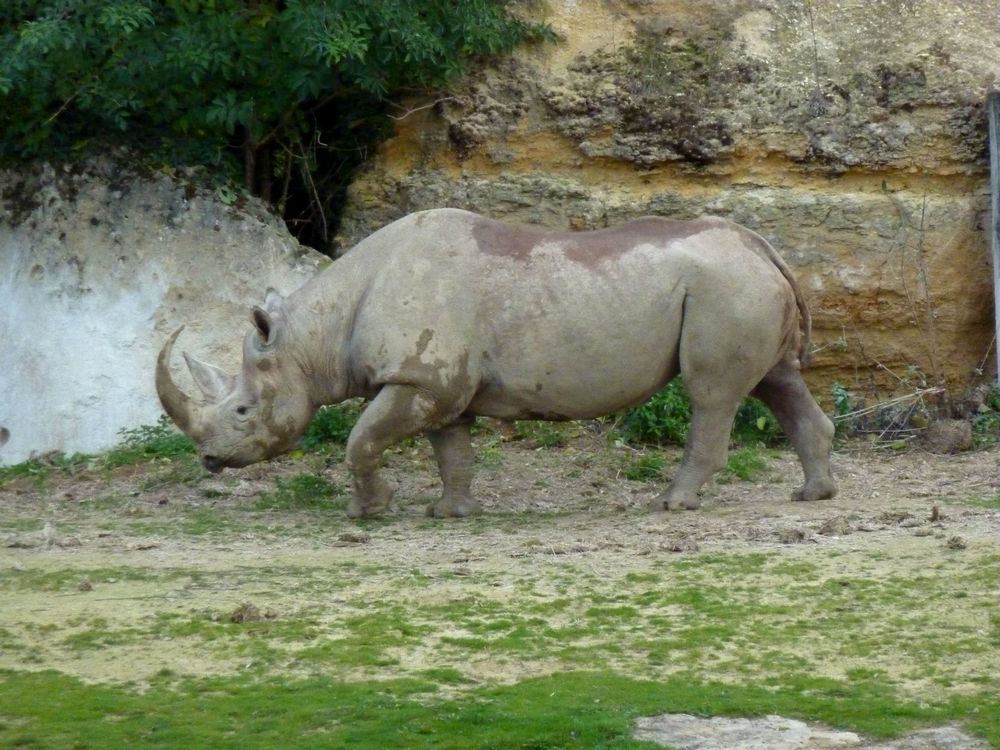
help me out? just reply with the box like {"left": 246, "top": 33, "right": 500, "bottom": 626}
{"left": 426, "top": 417, "right": 480, "bottom": 518}
{"left": 345, "top": 384, "right": 439, "bottom": 518}
{"left": 651, "top": 398, "right": 742, "bottom": 511}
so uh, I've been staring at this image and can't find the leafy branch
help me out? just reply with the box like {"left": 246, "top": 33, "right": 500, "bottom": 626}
{"left": 0, "top": 0, "right": 550, "bottom": 250}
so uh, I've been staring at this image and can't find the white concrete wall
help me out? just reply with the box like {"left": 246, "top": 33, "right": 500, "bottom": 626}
{"left": 0, "top": 160, "right": 327, "bottom": 465}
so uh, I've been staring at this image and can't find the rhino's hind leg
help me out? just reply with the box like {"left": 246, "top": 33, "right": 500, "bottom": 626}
{"left": 426, "top": 417, "right": 480, "bottom": 518}
{"left": 345, "top": 384, "right": 442, "bottom": 518}
{"left": 751, "top": 360, "right": 837, "bottom": 502}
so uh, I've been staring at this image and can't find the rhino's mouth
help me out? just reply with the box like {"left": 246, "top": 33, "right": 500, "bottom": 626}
{"left": 201, "top": 455, "right": 225, "bottom": 474}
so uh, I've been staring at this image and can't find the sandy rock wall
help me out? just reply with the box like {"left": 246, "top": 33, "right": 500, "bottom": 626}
{"left": 0, "top": 159, "right": 325, "bottom": 465}
{"left": 340, "top": 0, "right": 998, "bottom": 405}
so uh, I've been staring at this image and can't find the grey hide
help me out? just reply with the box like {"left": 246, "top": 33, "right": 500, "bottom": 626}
{"left": 157, "top": 208, "right": 837, "bottom": 517}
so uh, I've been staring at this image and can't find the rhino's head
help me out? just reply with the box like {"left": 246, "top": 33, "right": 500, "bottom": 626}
{"left": 156, "top": 292, "right": 315, "bottom": 473}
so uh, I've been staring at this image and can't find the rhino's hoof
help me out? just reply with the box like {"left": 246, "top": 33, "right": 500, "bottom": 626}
{"left": 347, "top": 487, "right": 394, "bottom": 518}
{"left": 651, "top": 493, "right": 702, "bottom": 511}
{"left": 426, "top": 496, "right": 482, "bottom": 518}
{"left": 792, "top": 478, "right": 838, "bottom": 503}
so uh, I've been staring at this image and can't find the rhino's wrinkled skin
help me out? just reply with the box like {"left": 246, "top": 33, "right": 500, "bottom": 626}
{"left": 157, "top": 208, "right": 836, "bottom": 517}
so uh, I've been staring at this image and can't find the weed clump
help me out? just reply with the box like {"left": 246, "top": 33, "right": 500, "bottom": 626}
{"left": 513, "top": 422, "right": 571, "bottom": 448}
{"left": 255, "top": 473, "right": 342, "bottom": 511}
{"left": 723, "top": 447, "right": 769, "bottom": 482}
{"left": 106, "top": 417, "right": 196, "bottom": 466}
{"left": 622, "top": 453, "right": 666, "bottom": 482}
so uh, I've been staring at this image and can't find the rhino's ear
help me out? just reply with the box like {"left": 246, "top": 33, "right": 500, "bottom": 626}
{"left": 183, "top": 353, "right": 235, "bottom": 403}
{"left": 251, "top": 288, "right": 285, "bottom": 348}
{"left": 251, "top": 306, "right": 280, "bottom": 348}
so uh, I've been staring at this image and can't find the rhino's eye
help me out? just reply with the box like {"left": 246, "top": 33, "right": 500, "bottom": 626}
{"left": 236, "top": 406, "right": 249, "bottom": 416}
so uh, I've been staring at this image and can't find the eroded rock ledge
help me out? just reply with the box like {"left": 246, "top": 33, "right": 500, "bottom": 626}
{"left": 339, "top": 0, "right": 997, "bottom": 403}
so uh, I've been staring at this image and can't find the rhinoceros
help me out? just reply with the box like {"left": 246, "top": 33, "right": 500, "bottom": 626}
{"left": 156, "top": 208, "right": 836, "bottom": 517}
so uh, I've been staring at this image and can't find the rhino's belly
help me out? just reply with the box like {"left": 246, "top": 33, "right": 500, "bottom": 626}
{"left": 466, "top": 344, "right": 679, "bottom": 421}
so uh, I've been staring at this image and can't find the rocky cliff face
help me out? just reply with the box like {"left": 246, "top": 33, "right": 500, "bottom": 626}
{"left": 340, "top": 0, "right": 998, "bottom": 406}
{"left": 0, "top": 158, "right": 325, "bottom": 465}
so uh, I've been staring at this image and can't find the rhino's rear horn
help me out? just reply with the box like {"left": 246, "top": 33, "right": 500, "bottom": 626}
{"left": 155, "top": 326, "right": 200, "bottom": 436}
{"left": 184, "top": 353, "right": 235, "bottom": 403}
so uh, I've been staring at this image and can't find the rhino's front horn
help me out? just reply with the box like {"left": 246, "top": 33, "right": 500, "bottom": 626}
{"left": 156, "top": 326, "right": 200, "bottom": 436}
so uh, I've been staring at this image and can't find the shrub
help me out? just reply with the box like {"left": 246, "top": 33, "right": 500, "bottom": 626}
{"left": 732, "top": 398, "right": 782, "bottom": 446}
{"left": 832, "top": 382, "right": 855, "bottom": 436}
{"left": 619, "top": 379, "right": 783, "bottom": 447}
{"left": 619, "top": 380, "right": 691, "bottom": 445}
{"left": 300, "top": 401, "right": 363, "bottom": 450}
{"left": 0, "top": 416, "right": 195, "bottom": 485}
{"left": 972, "top": 385, "right": 1000, "bottom": 449}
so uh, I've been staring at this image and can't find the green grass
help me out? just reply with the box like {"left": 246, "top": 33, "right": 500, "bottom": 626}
{"left": 0, "top": 669, "right": 997, "bottom": 749}
{"left": 0, "top": 566, "right": 162, "bottom": 593}
{"left": 178, "top": 507, "right": 244, "bottom": 535}
{"left": 0, "top": 417, "right": 195, "bottom": 487}
{"left": 0, "top": 518, "right": 44, "bottom": 533}
{"left": 104, "top": 418, "right": 196, "bottom": 467}
{"left": 721, "top": 446, "right": 770, "bottom": 482}
{"left": 959, "top": 493, "right": 1000, "bottom": 510}
{"left": 0, "top": 458, "right": 52, "bottom": 485}
{"left": 3, "top": 412, "right": 999, "bottom": 747}
{"left": 2, "top": 549, "right": 999, "bottom": 746}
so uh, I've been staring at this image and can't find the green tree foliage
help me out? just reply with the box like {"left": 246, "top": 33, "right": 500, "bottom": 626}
{"left": 0, "top": 0, "right": 547, "bottom": 248}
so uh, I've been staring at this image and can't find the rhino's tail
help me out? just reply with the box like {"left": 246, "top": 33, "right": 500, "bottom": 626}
{"left": 741, "top": 227, "right": 813, "bottom": 367}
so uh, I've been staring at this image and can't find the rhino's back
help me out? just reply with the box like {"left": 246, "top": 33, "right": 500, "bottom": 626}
{"left": 468, "top": 211, "right": 744, "bottom": 267}
{"left": 347, "top": 209, "right": 795, "bottom": 418}
{"left": 347, "top": 207, "right": 743, "bottom": 271}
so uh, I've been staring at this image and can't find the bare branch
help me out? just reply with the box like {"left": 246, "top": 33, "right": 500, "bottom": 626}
{"left": 387, "top": 97, "right": 459, "bottom": 121}
{"left": 832, "top": 387, "right": 945, "bottom": 423}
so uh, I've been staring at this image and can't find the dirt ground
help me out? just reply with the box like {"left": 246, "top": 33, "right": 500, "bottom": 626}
{"left": 4, "top": 431, "right": 998, "bottom": 559}
{"left": 2, "top": 434, "right": 996, "bottom": 587}
{"left": 2, "top": 431, "right": 999, "bottom": 689}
